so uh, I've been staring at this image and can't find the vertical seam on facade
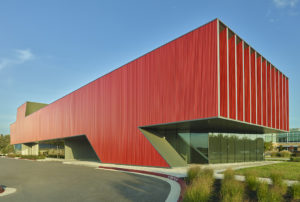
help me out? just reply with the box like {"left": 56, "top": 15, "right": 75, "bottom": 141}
{"left": 226, "top": 28, "right": 230, "bottom": 118}
{"left": 279, "top": 71, "right": 281, "bottom": 129}
{"left": 270, "top": 64, "right": 272, "bottom": 128}
{"left": 235, "top": 35, "right": 238, "bottom": 120}
{"left": 242, "top": 41, "right": 245, "bottom": 122}
{"left": 255, "top": 52, "right": 257, "bottom": 124}
{"left": 249, "top": 47, "right": 252, "bottom": 123}
{"left": 217, "top": 20, "right": 220, "bottom": 117}
{"left": 274, "top": 68, "right": 276, "bottom": 129}
{"left": 265, "top": 61, "right": 268, "bottom": 126}
{"left": 261, "top": 57, "right": 263, "bottom": 125}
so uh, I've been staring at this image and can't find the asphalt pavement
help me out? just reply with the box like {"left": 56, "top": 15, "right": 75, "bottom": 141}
{"left": 0, "top": 158, "right": 170, "bottom": 202}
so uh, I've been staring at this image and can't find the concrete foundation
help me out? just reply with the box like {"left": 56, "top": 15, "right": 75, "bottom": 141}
{"left": 65, "top": 135, "right": 100, "bottom": 162}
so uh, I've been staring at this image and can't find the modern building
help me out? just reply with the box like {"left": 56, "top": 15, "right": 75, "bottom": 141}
{"left": 10, "top": 19, "right": 289, "bottom": 167}
{"left": 271, "top": 128, "right": 300, "bottom": 152}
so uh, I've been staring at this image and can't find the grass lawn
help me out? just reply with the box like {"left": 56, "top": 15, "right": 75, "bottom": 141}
{"left": 235, "top": 162, "right": 300, "bottom": 180}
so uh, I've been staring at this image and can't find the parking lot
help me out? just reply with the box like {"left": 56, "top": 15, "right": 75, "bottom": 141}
{"left": 0, "top": 158, "right": 170, "bottom": 202}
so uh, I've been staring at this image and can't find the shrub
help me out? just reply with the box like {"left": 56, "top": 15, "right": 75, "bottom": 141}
{"left": 221, "top": 179, "right": 244, "bottom": 202}
{"left": 245, "top": 170, "right": 259, "bottom": 191}
{"left": 291, "top": 182, "right": 300, "bottom": 200}
{"left": 223, "top": 168, "right": 235, "bottom": 181}
{"left": 279, "top": 150, "right": 291, "bottom": 158}
{"left": 290, "top": 157, "right": 300, "bottom": 162}
{"left": 270, "top": 151, "right": 278, "bottom": 157}
{"left": 183, "top": 174, "right": 214, "bottom": 202}
{"left": 187, "top": 166, "right": 201, "bottom": 183}
{"left": 270, "top": 171, "right": 287, "bottom": 195}
{"left": 257, "top": 181, "right": 269, "bottom": 202}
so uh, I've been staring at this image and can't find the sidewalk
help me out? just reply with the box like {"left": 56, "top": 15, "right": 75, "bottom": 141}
{"left": 61, "top": 160, "right": 282, "bottom": 178}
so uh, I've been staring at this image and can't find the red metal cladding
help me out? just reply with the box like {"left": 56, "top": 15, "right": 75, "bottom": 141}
{"left": 219, "top": 27, "right": 228, "bottom": 118}
{"left": 257, "top": 56, "right": 262, "bottom": 125}
{"left": 283, "top": 76, "right": 286, "bottom": 131}
{"left": 271, "top": 66, "right": 276, "bottom": 128}
{"left": 11, "top": 19, "right": 219, "bottom": 167}
{"left": 228, "top": 34, "right": 236, "bottom": 119}
{"left": 276, "top": 70, "right": 280, "bottom": 129}
{"left": 236, "top": 40, "right": 244, "bottom": 121}
{"left": 244, "top": 46, "right": 251, "bottom": 123}
{"left": 251, "top": 51, "right": 257, "bottom": 124}
{"left": 267, "top": 63, "right": 272, "bottom": 127}
{"left": 262, "top": 60, "right": 267, "bottom": 126}
{"left": 279, "top": 73, "right": 283, "bottom": 130}
{"left": 287, "top": 78, "right": 289, "bottom": 130}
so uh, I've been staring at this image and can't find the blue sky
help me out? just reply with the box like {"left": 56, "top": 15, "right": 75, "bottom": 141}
{"left": 0, "top": 0, "right": 299, "bottom": 134}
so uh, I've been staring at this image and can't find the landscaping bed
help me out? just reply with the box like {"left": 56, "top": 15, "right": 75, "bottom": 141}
{"left": 183, "top": 166, "right": 300, "bottom": 202}
{"left": 6, "top": 154, "right": 46, "bottom": 160}
{"left": 235, "top": 161, "right": 300, "bottom": 181}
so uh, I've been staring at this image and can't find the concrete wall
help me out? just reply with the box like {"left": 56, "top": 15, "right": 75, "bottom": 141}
{"left": 21, "top": 143, "right": 39, "bottom": 155}
{"left": 65, "top": 135, "right": 100, "bottom": 162}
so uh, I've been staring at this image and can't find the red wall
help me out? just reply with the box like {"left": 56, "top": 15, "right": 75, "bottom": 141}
{"left": 11, "top": 20, "right": 218, "bottom": 167}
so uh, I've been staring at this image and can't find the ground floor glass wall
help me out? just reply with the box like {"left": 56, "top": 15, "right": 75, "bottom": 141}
{"left": 163, "top": 130, "right": 264, "bottom": 164}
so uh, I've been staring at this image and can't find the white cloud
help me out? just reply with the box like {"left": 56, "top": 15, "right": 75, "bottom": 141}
{"left": 273, "top": 0, "right": 299, "bottom": 8}
{"left": 0, "top": 49, "right": 34, "bottom": 70}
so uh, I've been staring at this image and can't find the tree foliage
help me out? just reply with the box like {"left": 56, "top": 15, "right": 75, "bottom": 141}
{"left": 0, "top": 134, "right": 15, "bottom": 154}
{"left": 264, "top": 141, "right": 273, "bottom": 152}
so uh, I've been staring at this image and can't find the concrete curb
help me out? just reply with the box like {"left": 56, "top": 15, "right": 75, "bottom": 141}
{"left": 0, "top": 187, "right": 17, "bottom": 197}
{"left": 97, "top": 166, "right": 185, "bottom": 202}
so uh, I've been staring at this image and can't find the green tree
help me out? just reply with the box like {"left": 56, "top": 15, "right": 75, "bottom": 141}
{"left": 264, "top": 141, "right": 273, "bottom": 152}
{"left": 0, "top": 134, "right": 15, "bottom": 154}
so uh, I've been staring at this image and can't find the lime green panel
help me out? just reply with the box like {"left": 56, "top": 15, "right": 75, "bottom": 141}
{"left": 25, "top": 102, "right": 48, "bottom": 116}
{"left": 139, "top": 128, "right": 187, "bottom": 167}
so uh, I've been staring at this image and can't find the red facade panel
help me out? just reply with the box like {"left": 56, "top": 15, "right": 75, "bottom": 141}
{"left": 11, "top": 20, "right": 219, "bottom": 167}
{"left": 251, "top": 51, "right": 256, "bottom": 124}
{"left": 219, "top": 28, "right": 228, "bottom": 118}
{"left": 257, "top": 56, "right": 262, "bottom": 125}
{"left": 276, "top": 70, "right": 279, "bottom": 129}
{"left": 228, "top": 35, "right": 236, "bottom": 119}
{"left": 282, "top": 76, "right": 287, "bottom": 130}
{"left": 287, "top": 78, "right": 289, "bottom": 130}
{"left": 272, "top": 66, "right": 276, "bottom": 128}
{"left": 262, "top": 59, "right": 267, "bottom": 126}
{"left": 237, "top": 40, "right": 244, "bottom": 121}
{"left": 279, "top": 73, "right": 283, "bottom": 130}
{"left": 267, "top": 63, "right": 272, "bottom": 127}
{"left": 244, "top": 46, "right": 251, "bottom": 123}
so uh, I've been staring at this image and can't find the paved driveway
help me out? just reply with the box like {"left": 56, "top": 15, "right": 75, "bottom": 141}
{"left": 0, "top": 158, "right": 170, "bottom": 202}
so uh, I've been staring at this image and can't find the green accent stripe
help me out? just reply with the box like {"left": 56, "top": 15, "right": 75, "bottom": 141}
{"left": 25, "top": 102, "right": 48, "bottom": 116}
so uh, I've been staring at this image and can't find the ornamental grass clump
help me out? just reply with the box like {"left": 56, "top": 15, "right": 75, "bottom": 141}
{"left": 221, "top": 168, "right": 245, "bottom": 202}
{"left": 279, "top": 150, "right": 291, "bottom": 158}
{"left": 183, "top": 169, "right": 215, "bottom": 202}
{"left": 245, "top": 170, "right": 259, "bottom": 191}
{"left": 199, "top": 168, "right": 214, "bottom": 179}
{"left": 291, "top": 181, "right": 300, "bottom": 200}
{"left": 223, "top": 168, "right": 235, "bottom": 181}
{"left": 221, "top": 178, "right": 245, "bottom": 202}
{"left": 257, "top": 181, "right": 269, "bottom": 202}
{"left": 270, "top": 171, "right": 287, "bottom": 195}
{"left": 268, "top": 186, "right": 284, "bottom": 202}
{"left": 187, "top": 166, "right": 202, "bottom": 183}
